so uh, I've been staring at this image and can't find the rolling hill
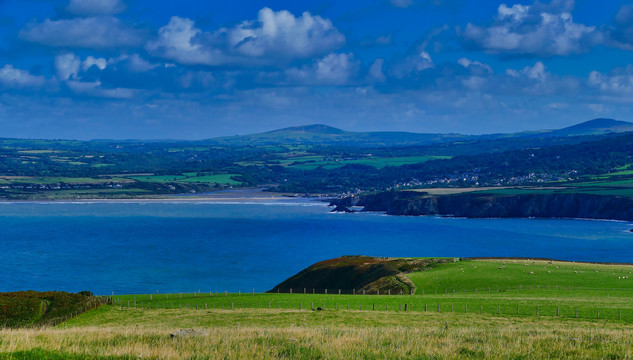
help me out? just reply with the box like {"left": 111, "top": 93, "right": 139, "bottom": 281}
{"left": 205, "top": 119, "right": 633, "bottom": 147}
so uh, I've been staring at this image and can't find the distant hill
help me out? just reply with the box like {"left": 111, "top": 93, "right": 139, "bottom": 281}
{"left": 206, "top": 124, "right": 473, "bottom": 147}
{"left": 545, "top": 118, "right": 633, "bottom": 137}
{"left": 206, "top": 118, "right": 633, "bottom": 147}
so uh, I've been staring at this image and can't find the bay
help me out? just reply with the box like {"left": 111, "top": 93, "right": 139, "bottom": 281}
{"left": 1, "top": 200, "right": 632, "bottom": 295}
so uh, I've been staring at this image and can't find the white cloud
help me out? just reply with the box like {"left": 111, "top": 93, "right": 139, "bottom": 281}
{"left": 55, "top": 53, "right": 81, "bottom": 80}
{"left": 0, "top": 65, "right": 47, "bottom": 88}
{"left": 112, "top": 54, "right": 158, "bottom": 72}
{"left": 66, "top": 0, "right": 126, "bottom": 16}
{"left": 145, "top": 17, "right": 225, "bottom": 66}
{"left": 146, "top": 8, "right": 345, "bottom": 67}
{"left": 20, "top": 16, "right": 144, "bottom": 49}
{"left": 457, "top": 58, "right": 493, "bottom": 73}
{"left": 285, "top": 53, "right": 359, "bottom": 86}
{"left": 588, "top": 66, "right": 633, "bottom": 94}
{"left": 507, "top": 61, "right": 547, "bottom": 82}
{"left": 369, "top": 58, "right": 386, "bottom": 82}
{"left": 463, "top": 2, "right": 602, "bottom": 56}
{"left": 83, "top": 56, "right": 107, "bottom": 71}
{"left": 390, "top": 51, "right": 434, "bottom": 79}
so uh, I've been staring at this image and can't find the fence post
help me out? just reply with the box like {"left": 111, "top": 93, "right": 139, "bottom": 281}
{"left": 339, "top": 289, "right": 341, "bottom": 295}
{"left": 575, "top": 308, "right": 578, "bottom": 318}
{"left": 252, "top": 288, "right": 255, "bottom": 295}
{"left": 619, "top": 310, "right": 622, "bottom": 320}
{"left": 290, "top": 288, "right": 292, "bottom": 294}
{"left": 425, "top": 304, "right": 427, "bottom": 312}
{"left": 438, "top": 304, "right": 440, "bottom": 312}
{"left": 597, "top": 309, "right": 600, "bottom": 319}
{"left": 537, "top": 306, "right": 539, "bottom": 316}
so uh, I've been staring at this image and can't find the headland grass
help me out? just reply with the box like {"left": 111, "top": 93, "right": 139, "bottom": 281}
{"left": 4, "top": 258, "right": 633, "bottom": 359}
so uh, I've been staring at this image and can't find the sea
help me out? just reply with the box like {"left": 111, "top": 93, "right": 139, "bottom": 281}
{"left": 1, "top": 199, "right": 633, "bottom": 295}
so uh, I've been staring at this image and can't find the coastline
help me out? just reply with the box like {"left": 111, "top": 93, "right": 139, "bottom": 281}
{"left": 0, "top": 188, "right": 335, "bottom": 204}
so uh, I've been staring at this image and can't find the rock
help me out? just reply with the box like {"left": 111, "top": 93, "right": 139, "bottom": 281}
{"left": 330, "top": 205, "right": 355, "bottom": 213}
{"left": 169, "top": 329, "right": 207, "bottom": 338}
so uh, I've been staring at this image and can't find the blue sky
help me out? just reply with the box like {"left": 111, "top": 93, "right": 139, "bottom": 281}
{"left": 1, "top": 0, "right": 633, "bottom": 139}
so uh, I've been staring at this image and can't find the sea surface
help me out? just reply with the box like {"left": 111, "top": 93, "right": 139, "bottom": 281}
{"left": 1, "top": 199, "right": 633, "bottom": 295}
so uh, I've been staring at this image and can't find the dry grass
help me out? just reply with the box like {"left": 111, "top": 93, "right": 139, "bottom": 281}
{"left": 2, "top": 309, "right": 633, "bottom": 359}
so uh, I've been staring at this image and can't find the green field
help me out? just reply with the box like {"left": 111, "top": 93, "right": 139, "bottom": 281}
{"left": 237, "top": 155, "right": 451, "bottom": 170}
{"left": 126, "top": 173, "right": 243, "bottom": 185}
{"left": 107, "top": 259, "right": 633, "bottom": 322}
{"left": 4, "top": 258, "right": 633, "bottom": 359}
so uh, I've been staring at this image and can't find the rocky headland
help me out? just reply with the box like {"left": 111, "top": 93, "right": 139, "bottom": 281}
{"left": 330, "top": 191, "right": 633, "bottom": 221}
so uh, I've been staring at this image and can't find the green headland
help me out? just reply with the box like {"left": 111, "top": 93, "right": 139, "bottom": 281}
{"left": 4, "top": 256, "right": 633, "bottom": 359}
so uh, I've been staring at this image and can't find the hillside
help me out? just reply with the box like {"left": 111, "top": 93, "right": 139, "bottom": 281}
{"left": 206, "top": 124, "right": 472, "bottom": 147}
{"left": 5, "top": 258, "right": 633, "bottom": 358}
{"left": 546, "top": 118, "right": 633, "bottom": 137}
{"left": 270, "top": 256, "right": 452, "bottom": 294}
{"left": 0, "top": 291, "right": 107, "bottom": 328}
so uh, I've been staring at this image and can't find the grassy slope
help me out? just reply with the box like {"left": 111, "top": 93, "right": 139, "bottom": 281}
{"left": 5, "top": 259, "right": 633, "bottom": 359}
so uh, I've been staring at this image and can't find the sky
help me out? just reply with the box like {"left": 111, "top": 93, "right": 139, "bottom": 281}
{"left": 1, "top": 0, "right": 633, "bottom": 139}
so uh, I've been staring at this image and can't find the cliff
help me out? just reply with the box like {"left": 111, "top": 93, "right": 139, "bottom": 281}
{"left": 331, "top": 191, "right": 633, "bottom": 221}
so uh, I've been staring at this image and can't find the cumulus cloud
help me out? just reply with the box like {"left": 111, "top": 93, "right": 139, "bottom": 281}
{"left": 588, "top": 66, "right": 633, "bottom": 95}
{"left": 20, "top": 16, "right": 144, "bottom": 49}
{"left": 457, "top": 58, "right": 493, "bottom": 74}
{"left": 285, "top": 53, "right": 359, "bottom": 86}
{"left": 389, "top": 50, "right": 434, "bottom": 79}
{"left": 83, "top": 56, "right": 107, "bottom": 71}
{"left": 462, "top": 2, "right": 603, "bottom": 56}
{"left": 66, "top": 0, "right": 126, "bottom": 16}
{"left": 369, "top": 58, "right": 386, "bottom": 82}
{"left": 110, "top": 54, "right": 158, "bottom": 73}
{"left": 55, "top": 53, "right": 81, "bottom": 80}
{"left": 507, "top": 61, "right": 547, "bottom": 82}
{"left": 146, "top": 8, "right": 345, "bottom": 67}
{"left": 0, "top": 65, "right": 47, "bottom": 88}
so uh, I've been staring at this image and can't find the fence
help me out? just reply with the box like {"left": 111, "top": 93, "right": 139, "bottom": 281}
{"left": 109, "top": 288, "right": 633, "bottom": 323}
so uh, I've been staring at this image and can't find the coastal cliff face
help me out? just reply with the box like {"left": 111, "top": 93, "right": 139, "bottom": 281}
{"left": 332, "top": 191, "right": 633, "bottom": 221}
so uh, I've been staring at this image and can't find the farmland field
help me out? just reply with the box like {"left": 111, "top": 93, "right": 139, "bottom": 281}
{"left": 3, "top": 258, "right": 633, "bottom": 359}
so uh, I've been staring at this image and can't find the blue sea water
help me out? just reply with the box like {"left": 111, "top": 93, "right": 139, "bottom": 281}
{"left": 1, "top": 200, "right": 633, "bottom": 295}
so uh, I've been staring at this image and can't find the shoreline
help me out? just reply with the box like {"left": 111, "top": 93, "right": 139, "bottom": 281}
{"left": 0, "top": 187, "right": 336, "bottom": 203}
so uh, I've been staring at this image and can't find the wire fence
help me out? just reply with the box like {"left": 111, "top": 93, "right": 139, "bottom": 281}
{"left": 110, "top": 297, "right": 632, "bottom": 322}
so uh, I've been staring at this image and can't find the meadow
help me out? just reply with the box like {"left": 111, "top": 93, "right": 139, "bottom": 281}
{"left": 3, "top": 259, "right": 633, "bottom": 359}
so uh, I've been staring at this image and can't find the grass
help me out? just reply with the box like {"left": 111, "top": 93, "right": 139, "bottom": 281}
{"left": 3, "top": 308, "right": 633, "bottom": 359}
{"left": 106, "top": 259, "right": 633, "bottom": 323}
{"left": 0, "top": 177, "right": 132, "bottom": 185}
{"left": 126, "top": 174, "right": 243, "bottom": 185}
{"left": 5, "top": 259, "right": 633, "bottom": 358}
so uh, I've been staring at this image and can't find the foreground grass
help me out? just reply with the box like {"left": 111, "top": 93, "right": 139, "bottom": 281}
{"left": 111, "top": 259, "right": 633, "bottom": 323}
{"left": 2, "top": 307, "right": 633, "bottom": 359}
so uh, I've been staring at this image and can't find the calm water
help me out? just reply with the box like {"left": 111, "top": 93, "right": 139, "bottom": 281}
{"left": 1, "top": 200, "right": 633, "bottom": 294}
